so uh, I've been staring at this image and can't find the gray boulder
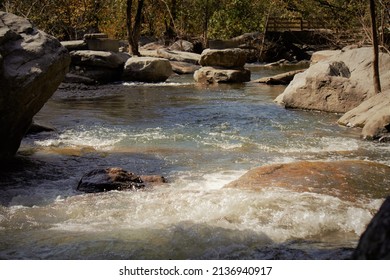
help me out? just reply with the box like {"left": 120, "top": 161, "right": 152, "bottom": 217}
{"left": 352, "top": 196, "right": 390, "bottom": 259}
{"left": 170, "top": 61, "right": 200, "bottom": 74}
{"left": 199, "top": 48, "right": 246, "bottom": 68}
{"left": 0, "top": 12, "right": 70, "bottom": 158}
{"left": 156, "top": 49, "right": 200, "bottom": 65}
{"left": 169, "top": 40, "right": 194, "bottom": 52}
{"left": 69, "top": 50, "right": 128, "bottom": 83}
{"left": 338, "top": 90, "right": 390, "bottom": 140}
{"left": 194, "top": 66, "right": 250, "bottom": 84}
{"left": 122, "top": 56, "right": 173, "bottom": 83}
{"left": 275, "top": 47, "right": 390, "bottom": 113}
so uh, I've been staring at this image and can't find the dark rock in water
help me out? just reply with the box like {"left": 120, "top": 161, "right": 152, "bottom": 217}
{"left": 0, "top": 12, "right": 70, "bottom": 159}
{"left": 352, "top": 197, "right": 390, "bottom": 259}
{"left": 77, "top": 167, "right": 166, "bottom": 193}
{"left": 26, "top": 121, "right": 55, "bottom": 135}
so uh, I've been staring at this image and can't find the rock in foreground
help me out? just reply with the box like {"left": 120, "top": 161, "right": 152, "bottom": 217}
{"left": 224, "top": 160, "right": 390, "bottom": 201}
{"left": 77, "top": 167, "right": 166, "bottom": 193}
{"left": 0, "top": 12, "right": 70, "bottom": 159}
{"left": 352, "top": 196, "right": 390, "bottom": 259}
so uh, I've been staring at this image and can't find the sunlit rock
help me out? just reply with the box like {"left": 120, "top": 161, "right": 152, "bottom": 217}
{"left": 194, "top": 66, "right": 250, "bottom": 84}
{"left": 224, "top": 160, "right": 390, "bottom": 201}
{"left": 199, "top": 48, "right": 246, "bottom": 68}
{"left": 338, "top": 90, "right": 390, "bottom": 140}
{"left": 122, "top": 56, "right": 173, "bottom": 83}
{"left": 275, "top": 47, "right": 390, "bottom": 113}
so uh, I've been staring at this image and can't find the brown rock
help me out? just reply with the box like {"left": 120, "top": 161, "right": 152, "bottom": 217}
{"left": 199, "top": 48, "right": 246, "bottom": 68}
{"left": 224, "top": 161, "right": 390, "bottom": 201}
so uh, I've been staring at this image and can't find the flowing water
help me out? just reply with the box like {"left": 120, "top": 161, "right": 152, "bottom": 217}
{"left": 0, "top": 66, "right": 389, "bottom": 259}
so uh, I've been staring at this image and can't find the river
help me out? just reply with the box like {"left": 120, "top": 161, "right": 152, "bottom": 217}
{"left": 0, "top": 66, "right": 389, "bottom": 259}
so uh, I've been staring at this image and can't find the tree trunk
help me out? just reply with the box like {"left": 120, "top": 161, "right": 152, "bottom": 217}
{"left": 126, "top": 0, "right": 144, "bottom": 56}
{"left": 369, "top": 0, "right": 382, "bottom": 93}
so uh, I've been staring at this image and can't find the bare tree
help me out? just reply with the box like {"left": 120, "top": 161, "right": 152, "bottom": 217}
{"left": 126, "top": 0, "right": 144, "bottom": 56}
{"left": 370, "top": 0, "right": 382, "bottom": 93}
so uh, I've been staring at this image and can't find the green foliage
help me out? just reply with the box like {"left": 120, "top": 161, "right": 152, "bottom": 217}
{"left": 208, "top": 0, "right": 267, "bottom": 39}
{"left": 1, "top": 0, "right": 388, "bottom": 48}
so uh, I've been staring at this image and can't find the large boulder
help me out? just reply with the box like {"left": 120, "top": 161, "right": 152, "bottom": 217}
{"left": 352, "top": 196, "right": 390, "bottom": 259}
{"left": 194, "top": 66, "right": 251, "bottom": 84}
{"left": 275, "top": 47, "right": 390, "bottom": 113}
{"left": 122, "top": 56, "right": 173, "bottom": 83}
{"left": 0, "top": 12, "right": 70, "bottom": 159}
{"left": 69, "top": 50, "right": 129, "bottom": 83}
{"left": 199, "top": 48, "right": 246, "bottom": 68}
{"left": 338, "top": 90, "right": 390, "bottom": 140}
{"left": 224, "top": 160, "right": 390, "bottom": 202}
{"left": 77, "top": 167, "right": 166, "bottom": 193}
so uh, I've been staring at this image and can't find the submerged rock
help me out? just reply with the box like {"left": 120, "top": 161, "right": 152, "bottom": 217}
{"left": 352, "top": 196, "right": 390, "bottom": 259}
{"left": 275, "top": 47, "right": 390, "bottom": 113}
{"left": 77, "top": 167, "right": 166, "bottom": 193}
{"left": 224, "top": 160, "right": 390, "bottom": 201}
{"left": 0, "top": 12, "right": 70, "bottom": 159}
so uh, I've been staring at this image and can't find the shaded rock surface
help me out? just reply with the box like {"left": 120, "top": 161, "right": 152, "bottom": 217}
{"left": 122, "top": 56, "right": 173, "bottom": 83}
{"left": 0, "top": 12, "right": 70, "bottom": 158}
{"left": 194, "top": 66, "right": 250, "bottom": 84}
{"left": 352, "top": 196, "right": 390, "bottom": 259}
{"left": 275, "top": 47, "right": 390, "bottom": 113}
{"left": 338, "top": 90, "right": 390, "bottom": 140}
{"left": 69, "top": 50, "right": 129, "bottom": 83}
{"left": 77, "top": 167, "right": 166, "bottom": 193}
{"left": 224, "top": 160, "right": 390, "bottom": 201}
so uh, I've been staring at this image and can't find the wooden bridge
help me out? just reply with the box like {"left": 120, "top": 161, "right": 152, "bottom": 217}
{"left": 266, "top": 17, "right": 333, "bottom": 32}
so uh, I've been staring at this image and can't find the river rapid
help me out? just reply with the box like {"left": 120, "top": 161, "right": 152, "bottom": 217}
{"left": 0, "top": 66, "right": 389, "bottom": 259}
